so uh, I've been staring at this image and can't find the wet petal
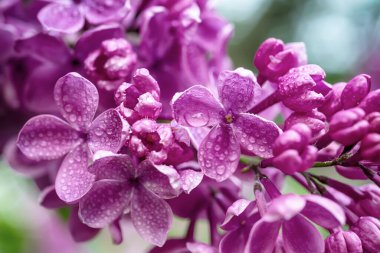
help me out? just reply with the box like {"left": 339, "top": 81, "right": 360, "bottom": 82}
{"left": 359, "top": 90, "right": 380, "bottom": 114}
{"left": 79, "top": 180, "right": 131, "bottom": 228}
{"left": 198, "top": 124, "right": 240, "bottom": 182}
{"left": 234, "top": 113, "right": 281, "bottom": 158}
{"left": 88, "top": 154, "right": 134, "bottom": 181}
{"left": 282, "top": 215, "right": 324, "bottom": 253}
{"left": 17, "top": 115, "right": 80, "bottom": 161}
{"left": 131, "top": 185, "right": 173, "bottom": 247}
{"left": 341, "top": 74, "right": 371, "bottom": 109}
{"left": 88, "top": 109, "right": 122, "bottom": 153}
{"left": 301, "top": 195, "right": 345, "bottom": 229}
{"left": 55, "top": 144, "right": 95, "bottom": 203}
{"left": 217, "top": 68, "right": 256, "bottom": 113}
{"left": 244, "top": 219, "right": 281, "bottom": 253}
{"left": 54, "top": 72, "right": 99, "bottom": 132}
{"left": 221, "top": 199, "right": 256, "bottom": 231}
{"left": 38, "top": 3, "right": 84, "bottom": 34}
{"left": 187, "top": 242, "right": 218, "bottom": 253}
{"left": 172, "top": 85, "right": 224, "bottom": 127}
{"left": 69, "top": 206, "right": 100, "bottom": 242}
{"left": 176, "top": 161, "right": 203, "bottom": 194}
{"left": 138, "top": 160, "right": 181, "bottom": 199}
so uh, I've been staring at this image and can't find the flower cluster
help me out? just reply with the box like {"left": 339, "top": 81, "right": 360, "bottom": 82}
{"left": 2, "top": 1, "right": 380, "bottom": 253}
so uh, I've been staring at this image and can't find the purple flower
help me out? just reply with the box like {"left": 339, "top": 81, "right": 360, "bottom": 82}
{"left": 360, "top": 133, "right": 380, "bottom": 163}
{"left": 254, "top": 38, "right": 307, "bottom": 85}
{"left": 241, "top": 194, "right": 345, "bottom": 253}
{"left": 84, "top": 38, "right": 137, "bottom": 91}
{"left": 341, "top": 74, "right": 371, "bottom": 109}
{"left": 37, "top": 0, "right": 130, "bottom": 33}
{"left": 79, "top": 155, "right": 181, "bottom": 246}
{"left": 17, "top": 72, "right": 123, "bottom": 202}
{"left": 272, "top": 123, "right": 317, "bottom": 174}
{"left": 351, "top": 216, "right": 380, "bottom": 253}
{"left": 325, "top": 230, "right": 363, "bottom": 253}
{"left": 172, "top": 68, "right": 281, "bottom": 181}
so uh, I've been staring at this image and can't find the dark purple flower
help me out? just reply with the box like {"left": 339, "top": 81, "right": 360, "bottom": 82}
{"left": 325, "top": 230, "right": 363, "bottom": 253}
{"left": 172, "top": 68, "right": 281, "bottom": 181}
{"left": 79, "top": 154, "right": 181, "bottom": 246}
{"left": 17, "top": 72, "right": 123, "bottom": 202}
{"left": 351, "top": 216, "right": 380, "bottom": 253}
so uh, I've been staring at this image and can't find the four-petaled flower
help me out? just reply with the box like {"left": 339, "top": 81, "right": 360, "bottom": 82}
{"left": 172, "top": 68, "right": 281, "bottom": 181}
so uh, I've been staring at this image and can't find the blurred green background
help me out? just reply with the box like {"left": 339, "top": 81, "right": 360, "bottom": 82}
{"left": 1, "top": 0, "right": 379, "bottom": 252}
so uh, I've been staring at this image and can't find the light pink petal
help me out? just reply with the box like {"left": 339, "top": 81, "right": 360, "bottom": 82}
{"left": 131, "top": 185, "right": 173, "bottom": 247}
{"left": 221, "top": 199, "right": 256, "bottom": 231}
{"left": 79, "top": 180, "right": 131, "bottom": 228}
{"left": 217, "top": 68, "right": 256, "bottom": 113}
{"left": 37, "top": 3, "right": 84, "bottom": 34}
{"left": 198, "top": 124, "right": 240, "bottom": 182}
{"left": 88, "top": 109, "right": 122, "bottom": 153}
{"left": 176, "top": 161, "right": 204, "bottom": 194}
{"left": 69, "top": 206, "right": 100, "bottom": 242}
{"left": 17, "top": 115, "right": 80, "bottom": 161}
{"left": 172, "top": 85, "right": 224, "bottom": 127}
{"left": 234, "top": 113, "right": 281, "bottom": 158}
{"left": 54, "top": 72, "right": 99, "bottom": 132}
{"left": 301, "top": 195, "right": 345, "bottom": 229}
{"left": 264, "top": 194, "right": 306, "bottom": 222}
{"left": 55, "top": 144, "right": 95, "bottom": 203}
{"left": 282, "top": 215, "right": 324, "bottom": 253}
{"left": 88, "top": 154, "right": 134, "bottom": 181}
{"left": 244, "top": 219, "right": 281, "bottom": 253}
{"left": 187, "top": 242, "right": 218, "bottom": 253}
{"left": 138, "top": 160, "right": 181, "bottom": 199}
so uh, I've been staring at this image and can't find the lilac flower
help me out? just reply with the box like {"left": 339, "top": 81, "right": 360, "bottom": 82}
{"left": 84, "top": 38, "right": 137, "bottom": 91}
{"left": 248, "top": 194, "right": 345, "bottom": 253}
{"left": 341, "top": 74, "right": 371, "bottom": 109}
{"left": 79, "top": 154, "right": 181, "bottom": 246}
{"left": 254, "top": 37, "right": 307, "bottom": 85}
{"left": 172, "top": 68, "right": 281, "bottom": 181}
{"left": 37, "top": 0, "right": 130, "bottom": 33}
{"left": 360, "top": 133, "right": 380, "bottom": 163}
{"left": 17, "top": 72, "right": 123, "bottom": 202}
{"left": 325, "top": 230, "right": 363, "bottom": 253}
{"left": 272, "top": 123, "right": 317, "bottom": 174}
{"left": 351, "top": 216, "right": 380, "bottom": 253}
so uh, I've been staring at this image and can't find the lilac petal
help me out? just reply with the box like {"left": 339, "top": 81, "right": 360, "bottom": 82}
{"left": 198, "top": 124, "right": 240, "bottom": 182}
{"left": 264, "top": 194, "right": 306, "bottom": 222}
{"left": 109, "top": 221, "right": 123, "bottom": 245}
{"left": 54, "top": 72, "right": 99, "bottom": 132}
{"left": 17, "top": 115, "right": 80, "bottom": 161}
{"left": 138, "top": 160, "right": 181, "bottom": 199}
{"left": 341, "top": 74, "right": 371, "bottom": 109}
{"left": 55, "top": 144, "right": 95, "bottom": 203}
{"left": 283, "top": 90, "right": 325, "bottom": 112}
{"left": 83, "top": 0, "right": 130, "bottom": 24}
{"left": 79, "top": 180, "right": 131, "bottom": 228}
{"left": 221, "top": 199, "right": 256, "bottom": 231}
{"left": 131, "top": 185, "right": 173, "bottom": 247}
{"left": 282, "top": 215, "right": 324, "bottom": 253}
{"left": 335, "top": 165, "right": 367, "bottom": 180}
{"left": 88, "top": 109, "right": 122, "bottom": 153}
{"left": 176, "top": 161, "right": 203, "bottom": 194}
{"left": 88, "top": 155, "right": 134, "bottom": 181}
{"left": 37, "top": 3, "right": 84, "bottom": 34}
{"left": 75, "top": 24, "right": 124, "bottom": 61}
{"left": 69, "top": 206, "right": 100, "bottom": 242}
{"left": 39, "top": 185, "right": 67, "bottom": 209}
{"left": 187, "top": 126, "right": 210, "bottom": 150}
{"left": 172, "top": 85, "right": 224, "bottom": 127}
{"left": 220, "top": 227, "right": 250, "bottom": 253}
{"left": 149, "top": 239, "right": 187, "bottom": 253}
{"left": 234, "top": 113, "right": 281, "bottom": 158}
{"left": 301, "top": 195, "right": 345, "bottom": 229}
{"left": 187, "top": 242, "right": 218, "bottom": 253}
{"left": 359, "top": 90, "right": 380, "bottom": 114}
{"left": 217, "top": 68, "right": 256, "bottom": 113}
{"left": 244, "top": 219, "right": 282, "bottom": 253}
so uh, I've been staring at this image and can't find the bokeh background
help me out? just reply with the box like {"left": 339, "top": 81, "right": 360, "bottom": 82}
{"left": 1, "top": 0, "right": 380, "bottom": 252}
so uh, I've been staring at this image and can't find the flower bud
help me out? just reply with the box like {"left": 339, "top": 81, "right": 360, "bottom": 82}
{"left": 341, "top": 74, "right": 371, "bottom": 109}
{"left": 351, "top": 216, "right": 380, "bottom": 253}
{"left": 360, "top": 133, "right": 380, "bottom": 163}
{"left": 325, "top": 230, "right": 363, "bottom": 253}
{"left": 284, "top": 110, "right": 327, "bottom": 139}
{"left": 329, "top": 107, "right": 369, "bottom": 146}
